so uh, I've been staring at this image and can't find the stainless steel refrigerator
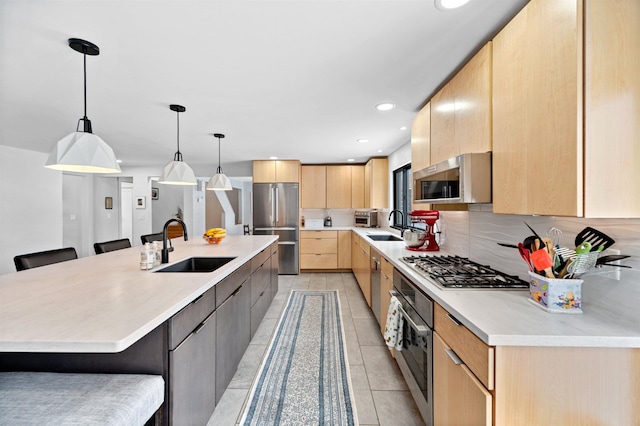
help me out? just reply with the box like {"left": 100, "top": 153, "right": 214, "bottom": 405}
{"left": 253, "top": 183, "right": 299, "bottom": 274}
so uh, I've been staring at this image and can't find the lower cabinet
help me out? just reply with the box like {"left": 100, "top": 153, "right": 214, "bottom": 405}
{"left": 169, "top": 310, "right": 217, "bottom": 425}
{"left": 250, "top": 250, "right": 273, "bottom": 338}
{"left": 215, "top": 282, "right": 250, "bottom": 404}
{"left": 379, "top": 257, "right": 394, "bottom": 335}
{"left": 433, "top": 331, "right": 492, "bottom": 426}
{"left": 270, "top": 243, "right": 279, "bottom": 298}
{"left": 300, "top": 230, "right": 338, "bottom": 269}
{"left": 433, "top": 303, "right": 493, "bottom": 426}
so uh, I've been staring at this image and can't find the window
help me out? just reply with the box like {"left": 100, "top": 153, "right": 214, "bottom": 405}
{"left": 391, "top": 163, "right": 412, "bottom": 230}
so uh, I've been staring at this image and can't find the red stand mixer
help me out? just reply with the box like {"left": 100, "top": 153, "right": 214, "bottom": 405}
{"left": 405, "top": 210, "right": 440, "bottom": 251}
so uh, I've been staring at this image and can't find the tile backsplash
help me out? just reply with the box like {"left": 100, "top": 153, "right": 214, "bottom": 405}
{"left": 438, "top": 205, "right": 640, "bottom": 284}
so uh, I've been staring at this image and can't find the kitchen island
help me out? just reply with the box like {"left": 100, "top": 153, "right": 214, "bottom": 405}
{"left": 0, "top": 235, "right": 279, "bottom": 425}
{"left": 352, "top": 227, "right": 640, "bottom": 425}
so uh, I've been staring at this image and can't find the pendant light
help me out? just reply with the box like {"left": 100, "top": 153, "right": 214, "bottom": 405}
{"left": 45, "top": 38, "right": 121, "bottom": 173}
{"left": 158, "top": 104, "right": 197, "bottom": 185}
{"left": 206, "top": 133, "right": 232, "bottom": 191}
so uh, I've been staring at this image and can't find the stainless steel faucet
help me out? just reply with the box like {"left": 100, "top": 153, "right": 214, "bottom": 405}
{"left": 162, "top": 219, "right": 188, "bottom": 263}
{"left": 388, "top": 210, "right": 405, "bottom": 236}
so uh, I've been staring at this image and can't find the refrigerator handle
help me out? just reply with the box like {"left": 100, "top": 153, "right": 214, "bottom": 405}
{"left": 274, "top": 186, "right": 279, "bottom": 225}
{"left": 270, "top": 185, "right": 276, "bottom": 225}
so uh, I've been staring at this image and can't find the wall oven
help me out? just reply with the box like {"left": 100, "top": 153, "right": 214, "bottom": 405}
{"left": 392, "top": 269, "right": 433, "bottom": 426}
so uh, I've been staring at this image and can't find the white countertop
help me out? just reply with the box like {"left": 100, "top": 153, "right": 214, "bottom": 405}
{"left": 0, "top": 235, "right": 277, "bottom": 353}
{"left": 352, "top": 228, "right": 640, "bottom": 349}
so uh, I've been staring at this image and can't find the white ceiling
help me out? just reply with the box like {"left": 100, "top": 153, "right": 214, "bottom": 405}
{"left": 0, "top": 0, "right": 529, "bottom": 176}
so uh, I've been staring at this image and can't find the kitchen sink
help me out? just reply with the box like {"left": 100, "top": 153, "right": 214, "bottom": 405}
{"left": 155, "top": 257, "right": 236, "bottom": 273}
{"left": 366, "top": 234, "right": 403, "bottom": 242}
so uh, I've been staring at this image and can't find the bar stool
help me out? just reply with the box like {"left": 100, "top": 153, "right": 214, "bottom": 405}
{"left": 94, "top": 238, "right": 131, "bottom": 255}
{"left": 141, "top": 232, "right": 163, "bottom": 244}
{"left": 14, "top": 247, "right": 78, "bottom": 272}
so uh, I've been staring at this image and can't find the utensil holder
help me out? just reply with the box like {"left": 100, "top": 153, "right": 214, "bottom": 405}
{"left": 528, "top": 272, "right": 583, "bottom": 314}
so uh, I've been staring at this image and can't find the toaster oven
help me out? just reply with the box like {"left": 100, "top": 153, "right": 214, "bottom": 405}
{"left": 354, "top": 211, "right": 378, "bottom": 228}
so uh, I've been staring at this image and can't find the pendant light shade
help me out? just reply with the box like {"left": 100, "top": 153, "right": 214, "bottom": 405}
{"left": 45, "top": 38, "right": 120, "bottom": 173}
{"left": 206, "top": 133, "right": 232, "bottom": 191}
{"left": 158, "top": 104, "right": 197, "bottom": 186}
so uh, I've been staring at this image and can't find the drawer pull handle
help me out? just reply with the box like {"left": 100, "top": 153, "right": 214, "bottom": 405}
{"left": 445, "top": 348, "right": 463, "bottom": 365}
{"left": 447, "top": 313, "right": 463, "bottom": 326}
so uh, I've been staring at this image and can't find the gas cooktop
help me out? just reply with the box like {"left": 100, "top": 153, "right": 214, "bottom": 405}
{"left": 400, "top": 255, "right": 528, "bottom": 290}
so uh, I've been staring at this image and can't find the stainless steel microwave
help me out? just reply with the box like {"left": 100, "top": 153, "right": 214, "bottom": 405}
{"left": 413, "top": 152, "right": 491, "bottom": 204}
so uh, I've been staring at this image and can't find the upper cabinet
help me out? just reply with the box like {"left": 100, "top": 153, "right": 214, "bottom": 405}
{"left": 431, "top": 42, "right": 492, "bottom": 165}
{"left": 365, "top": 158, "right": 388, "bottom": 210}
{"left": 300, "top": 161, "right": 386, "bottom": 209}
{"left": 411, "top": 103, "right": 431, "bottom": 211}
{"left": 326, "top": 165, "right": 353, "bottom": 209}
{"left": 253, "top": 160, "right": 301, "bottom": 183}
{"left": 492, "top": 0, "right": 639, "bottom": 217}
{"left": 301, "top": 165, "right": 327, "bottom": 208}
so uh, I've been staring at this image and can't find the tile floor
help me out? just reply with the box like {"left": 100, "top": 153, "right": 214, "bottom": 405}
{"left": 208, "top": 272, "right": 425, "bottom": 426}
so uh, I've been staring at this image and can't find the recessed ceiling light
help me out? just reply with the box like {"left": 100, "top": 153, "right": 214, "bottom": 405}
{"left": 347, "top": 159, "right": 355, "bottom": 162}
{"left": 116, "top": 159, "right": 122, "bottom": 163}
{"left": 375, "top": 103, "right": 395, "bottom": 111}
{"left": 269, "top": 156, "right": 278, "bottom": 160}
{"left": 435, "top": 0, "right": 471, "bottom": 11}
{"left": 377, "top": 149, "right": 383, "bottom": 153}
{"left": 357, "top": 139, "right": 369, "bottom": 143}
{"left": 400, "top": 126, "right": 407, "bottom": 131}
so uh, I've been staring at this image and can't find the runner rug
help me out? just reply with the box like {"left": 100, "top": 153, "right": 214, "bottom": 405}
{"left": 240, "top": 290, "right": 357, "bottom": 425}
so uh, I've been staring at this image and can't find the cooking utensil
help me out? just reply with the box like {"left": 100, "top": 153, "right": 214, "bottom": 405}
{"left": 530, "top": 248, "right": 554, "bottom": 278}
{"left": 518, "top": 243, "right": 533, "bottom": 271}
{"left": 566, "top": 252, "right": 600, "bottom": 278}
{"left": 497, "top": 242, "right": 519, "bottom": 249}
{"left": 546, "top": 227, "right": 563, "bottom": 247}
{"left": 596, "top": 254, "right": 630, "bottom": 264}
{"left": 523, "top": 235, "right": 537, "bottom": 252}
{"left": 574, "top": 227, "right": 615, "bottom": 252}
{"left": 524, "top": 222, "right": 546, "bottom": 249}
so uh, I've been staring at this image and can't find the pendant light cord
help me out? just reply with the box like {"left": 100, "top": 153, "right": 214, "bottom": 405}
{"left": 174, "top": 109, "right": 183, "bottom": 162}
{"left": 83, "top": 53, "right": 87, "bottom": 120}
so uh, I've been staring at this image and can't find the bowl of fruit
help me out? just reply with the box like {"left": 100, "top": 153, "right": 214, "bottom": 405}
{"left": 203, "top": 228, "right": 226, "bottom": 244}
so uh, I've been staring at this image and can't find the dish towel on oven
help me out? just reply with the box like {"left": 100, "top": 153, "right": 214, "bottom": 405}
{"left": 383, "top": 296, "right": 404, "bottom": 351}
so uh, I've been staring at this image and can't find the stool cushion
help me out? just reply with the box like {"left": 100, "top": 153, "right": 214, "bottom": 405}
{"left": 0, "top": 372, "right": 164, "bottom": 426}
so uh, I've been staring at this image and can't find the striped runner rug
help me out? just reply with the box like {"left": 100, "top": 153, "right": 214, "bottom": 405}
{"left": 240, "top": 290, "right": 357, "bottom": 425}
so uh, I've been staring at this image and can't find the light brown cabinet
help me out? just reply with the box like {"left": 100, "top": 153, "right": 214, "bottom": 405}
{"left": 430, "top": 43, "right": 492, "bottom": 165}
{"left": 364, "top": 158, "right": 388, "bottom": 210}
{"left": 433, "top": 303, "right": 493, "bottom": 426}
{"left": 253, "top": 160, "right": 300, "bottom": 183}
{"left": 379, "top": 257, "right": 393, "bottom": 335}
{"left": 300, "top": 165, "right": 326, "bottom": 208}
{"left": 337, "top": 230, "right": 351, "bottom": 269}
{"left": 492, "top": 0, "right": 640, "bottom": 217}
{"left": 326, "top": 165, "right": 352, "bottom": 209}
{"left": 411, "top": 103, "right": 431, "bottom": 212}
{"left": 351, "top": 232, "right": 371, "bottom": 306}
{"left": 351, "top": 165, "right": 365, "bottom": 209}
{"left": 300, "top": 164, "right": 369, "bottom": 209}
{"left": 300, "top": 230, "right": 337, "bottom": 269}
{"left": 433, "top": 332, "right": 492, "bottom": 426}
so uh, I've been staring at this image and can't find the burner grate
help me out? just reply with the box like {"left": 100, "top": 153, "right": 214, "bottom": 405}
{"left": 400, "top": 255, "right": 528, "bottom": 290}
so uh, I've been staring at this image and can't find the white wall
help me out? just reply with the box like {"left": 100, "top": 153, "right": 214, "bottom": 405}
{"left": 0, "top": 146, "right": 63, "bottom": 275}
{"left": 93, "top": 177, "right": 120, "bottom": 245}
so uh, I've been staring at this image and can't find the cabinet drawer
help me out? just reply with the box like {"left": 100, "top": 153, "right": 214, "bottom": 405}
{"left": 301, "top": 253, "right": 337, "bottom": 269}
{"left": 300, "top": 238, "right": 336, "bottom": 254}
{"left": 301, "top": 230, "right": 337, "bottom": 239}
{"left": 250, "top": 289, "right": 271, "bottom": 338}
{"left": 251, "top": 261, "right": 270, "bottom": 307}
{"left": 168, "top": 286, "right": 216, "bottom": 350}
{"left": 381, "top": 256, "right": 393, "bottom": 280}
{"left": 216, "top": 262, "right": 250, "bottom": 309}
{"left": 251, "top": 247, "right": 270, "bottom": 274}
{"left": 434, "top": 303, "right": 494, "bottom": 390}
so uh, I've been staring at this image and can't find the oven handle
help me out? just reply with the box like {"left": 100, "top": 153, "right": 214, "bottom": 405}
{"left": 389, "top": 290, "right": 430, "bottom": 336}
